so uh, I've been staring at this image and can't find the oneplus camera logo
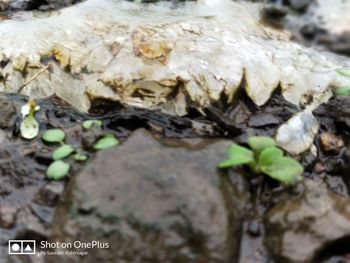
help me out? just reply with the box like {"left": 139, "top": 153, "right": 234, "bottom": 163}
{"left": 8, "top": 240, "right": 36, "bottom": 255}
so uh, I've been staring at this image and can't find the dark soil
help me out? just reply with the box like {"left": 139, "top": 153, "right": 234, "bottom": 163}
{"left": 1, "top": 88, "right": 350, "bottom": 262}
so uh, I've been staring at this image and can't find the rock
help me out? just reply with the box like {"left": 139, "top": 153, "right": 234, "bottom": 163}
{"left": 0, "top": 0, "right": 348, "bottom": 115}
{"left": 287, "top": 0, "right": 311, "bottom": 11}
{"left": 31, "top": 203, "right": 55, "bottom": 224}
{"left": 34, "top": 182, "right": 65, "bottom": 207}
{"left": 0, "top": 204, "right": 16, "bottom": 228}
{"left": 320, "top": 132, "right": 344, "bottom": 152}
{"left": 276, "top": 110, "right": 319, "bottom": 154}
{"left": 0, "top": 144, "right": 31, "bottom": 194}
{"left": 49, "top": 129, "right": 249, "bottom": 263}
{"left": 0, "top": 94, "right": 17, "bottom": 129}
{"left": 0, "top": 130, "right": 7, "bottom": 143}
{"left": 0, "top": 0, "right": 79, "bottom": 11}
{"left": 314, "top": 97, "right": 350, "bottom": 129}
{"left": 0, "top": 143, "right": 49, "bottom": 262}
{"left": 264, "top": 180, "right": 350, "bottom": 263}
{"left": 248, "top": 113, "right": 280, "bottom": 128}
{"left": 305, "top": 0, "right": 350, "bottom": 36}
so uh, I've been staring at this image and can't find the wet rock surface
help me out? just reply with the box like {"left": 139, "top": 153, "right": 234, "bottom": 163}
{"left": 264, "top": 180, "right": 350, "bottom": 263}
{"left": 49, "top": 129, "right": 249, "bottom": 263}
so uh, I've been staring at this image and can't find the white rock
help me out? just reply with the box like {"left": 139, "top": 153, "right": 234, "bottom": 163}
{"left": 276, "top": 110, "right": 319, "bottom": 155}
{"left": 0, "top": 0, "right": 349, "bottom": 115}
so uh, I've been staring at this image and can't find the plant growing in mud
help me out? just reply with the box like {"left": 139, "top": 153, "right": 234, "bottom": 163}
{"left": 20, "top": 99, "right": 40, "bottom": 140}
{"left": 218, "top": 136, "right": 303, "bottom": 184}
{"left": 335, "top": 68, "right": 350, "bottom": 96}
{"left": 42, "top": 120, "right": 119, "bottom": 180}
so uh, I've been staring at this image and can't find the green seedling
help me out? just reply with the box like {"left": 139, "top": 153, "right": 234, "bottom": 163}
{"left": 47, "top": 160, "right": 70, "bottom": 180}
{"left": 82, "top": 120, "right": 103, "bottom": 130}
{"left": 52, "top": 144, "right": 75, "bottom": 160}
{"left": 93, "top": 133, "right": 120, "bottom": 150}
{"left": 42, "top": 128, "right": 72, "bottom": 179}
{"left": 20, "top": 99, "right": 40, "bottom": 140}
{"left": 74, "top": 153, "right": 88, "bottom": 161}
{"left": 42, "top": 121, "right": 119, "bottom": 180}
{"left": 42, "top": 129, "right": 65, "bottom": 143}
{"left": 218, "top": 136, "right": 303, "bottom": 185}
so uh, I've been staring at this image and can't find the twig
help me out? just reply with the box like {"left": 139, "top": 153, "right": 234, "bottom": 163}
{"left": 18, "top": 63, "right": 52, "bottom": 93}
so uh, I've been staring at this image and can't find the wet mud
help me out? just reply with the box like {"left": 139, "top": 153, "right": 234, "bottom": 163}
{"left": 0, "top": 89, "right": 350, "bottom": 262}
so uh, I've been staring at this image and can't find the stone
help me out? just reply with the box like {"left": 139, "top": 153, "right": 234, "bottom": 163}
{"left": 320, "top": 132, "right": 344, "bottom": 152}
{"left": 0, "top": 0, "right": 79, "bottom": 11}
{"left": 0, "top": 94, "right": 17, "bottom": 129}
{"left": 276, "top": 110, "right": 319, "bottom": 154}
{"left": 314, "top": 97, "right": 350, "bottom": 129}
{"left": 0, "top": 204, "right": 16, "bottom": 228}
{"left": 34, "top": 182, "right": 65, "bottom": 207}
{"left": 0, "top": 0, "right": 348, "bottom": 115}
{"left": 264, "top": 180, "right": 350, "bottom": 263}
{"left": 49, "top": 129, "right": 249, "bottom": 263}
{"left": 248, "top": 113, "right": 280, "bottom": 128}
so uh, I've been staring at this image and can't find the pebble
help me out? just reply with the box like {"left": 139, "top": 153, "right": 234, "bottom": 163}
{"left": 320, "top": 132, "right": 344, "bottom": 152}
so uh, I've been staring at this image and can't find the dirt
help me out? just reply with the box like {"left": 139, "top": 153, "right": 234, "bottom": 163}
{"left": 0, "top": 86, "right": 349, "bottom": 262}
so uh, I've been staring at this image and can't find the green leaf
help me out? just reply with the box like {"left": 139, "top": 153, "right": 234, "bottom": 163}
{"left": 336, "top": 68, "right": 350, "bottom": 78}
{"left": 74, "top": 153, "right": 88, "bottom": 161}
{"left": 261, "top": 156, "right": 303, "bottom": 184}
{"left": 82, "top": 120, "right": 103, "bottom": 130}
{"left": 20, "top": 114, "right": 39, "bottom": 140}
{"left": 248, "top": 136, "right": 276, "bottom": 153}
{"left": 46, "top": 160, "right": 70, "bottom": 180}
{"left": 93, "top": 134, "right": 119, "bottom": 150}
{"left": 335, "top": 86, "right": 350, "bottom": 97}
{"left": 42, "top": 129, "right": 65, "bottom": 143}
{"left": 52, "top": 144, "right": 74, "bottom": 160}
{"left": 259, "top": 147, "right": 283, "bottom": 167}
{"left": 218, "top": 144, "right": 254, "bottom": 168}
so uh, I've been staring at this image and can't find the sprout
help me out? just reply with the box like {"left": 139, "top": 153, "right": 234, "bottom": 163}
{"left": 20, "top": 99, "right": 40, "bottom": 140}
{"left": 218, "top": 136, "right": 303, "bottom": 185}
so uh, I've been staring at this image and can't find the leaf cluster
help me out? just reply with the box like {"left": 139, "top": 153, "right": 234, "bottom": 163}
{"left": 218, "top": 136, "right": 303, "bottom": 184}
{"left": 42, "top": 120, "right": 119, "bottom": 180}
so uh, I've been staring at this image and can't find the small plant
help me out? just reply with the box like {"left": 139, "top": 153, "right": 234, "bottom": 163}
{"left": 42, "top": 128, "right": 73, "bottom": 180}
{"left": 335, "top": 68, "right": 350, "bottom": 96}
{"left": 82, "top": 120, "right": 103, "bottom": 130}
{"left": 218, "top": 136, "right": 303, "bottom": 185}
{"left": 42, "top": 120, "right": 119, "bottom": 180}
{"left": 93, "top": 133, "right": 119, "bottom": 150}
{"left": 20, "top": 99, "right": 40, "bottom": 140}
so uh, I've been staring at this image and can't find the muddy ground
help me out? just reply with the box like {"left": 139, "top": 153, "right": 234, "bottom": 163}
{"left": 1, "top": 0, "right": 350, "bottom": 263}
{"left": 1, "top": 87, "right": 350, "bottom": 263}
